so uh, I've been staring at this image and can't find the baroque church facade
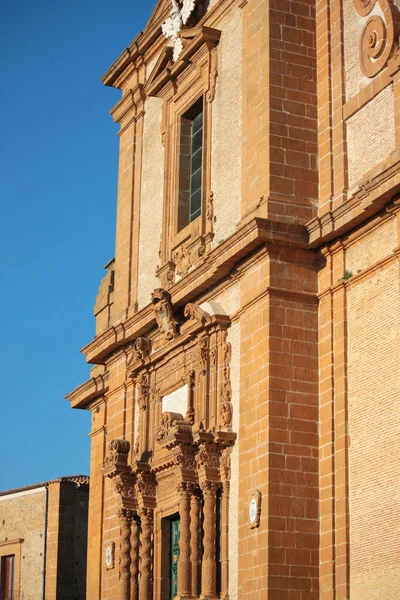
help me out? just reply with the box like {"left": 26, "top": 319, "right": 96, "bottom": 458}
{"left": 67, "top": 0, "right": 400, "bottom": 598}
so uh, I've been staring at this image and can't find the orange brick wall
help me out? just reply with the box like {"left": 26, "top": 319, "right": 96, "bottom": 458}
{"left": 242, "top": 0, "right": 318, "bottom": 225}
{"left": 238, "top": 250, "right": 319, "bottom": 599}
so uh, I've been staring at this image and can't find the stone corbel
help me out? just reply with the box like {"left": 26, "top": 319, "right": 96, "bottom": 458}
{"left": 103, "top": 439, "right": 131, "bottom": 477}
{"left": 127, "top": 337, "right": 151, "bottom": 375}
{"left": 156, "top": 260, "right": 176, "bottom": 290}
{"left": 184, "top": 302, "right": 212, "bottom": 326}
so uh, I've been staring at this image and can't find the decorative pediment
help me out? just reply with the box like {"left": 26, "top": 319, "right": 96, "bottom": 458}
{"left": 146, "top": 46, "right": 174, "bottom": 91}
{"left": 146, "top": 26, "right": 221, "bottom": 97}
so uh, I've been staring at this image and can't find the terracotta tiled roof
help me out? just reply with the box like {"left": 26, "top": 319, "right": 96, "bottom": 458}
{"left": 0, "top": 475, "right": 89, "bottom": 496}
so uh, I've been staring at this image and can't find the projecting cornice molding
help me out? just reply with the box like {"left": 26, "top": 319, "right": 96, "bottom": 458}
{"left": 307, "top": 149, "right": 400, "bottom": 248}
{"left": 66, "top": 372, "right": 109, "bottom": 409}
{"left": 110, "top": 85, "right": 146, "bottom": 126}
{"left": 79, "top": 217, "right": 311, "bottom": 366}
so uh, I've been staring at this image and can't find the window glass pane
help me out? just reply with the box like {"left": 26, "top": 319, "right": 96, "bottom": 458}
{"left": 178, "top": 100, "right": 203, "bottom": 230}
{"left": 192, "top": 111, "right": 203, "bottom": 134}
{"left": 191, "top": 129, "right": 203, "bottom": 153}
{"left": 190, "top": 168, "right": 202, "bottom": 195}
{"left": 191, "top": 147, "right": 202, "bottom": 173}
{"left": 190, "top": 188, "right": 202, "bottom": 222}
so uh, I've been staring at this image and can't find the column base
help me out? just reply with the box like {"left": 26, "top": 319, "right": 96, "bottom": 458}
{"left": 176, "top": 595, "right": 194, "bottom": 600}
{"left": 199, "top": 595, "right": 219, "bottom": 600}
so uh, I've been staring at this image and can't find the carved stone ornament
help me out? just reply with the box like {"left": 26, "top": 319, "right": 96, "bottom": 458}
{"left": 135, "top": 373, "right": 150, "bottom": 411}
{"left": 220, "top": 342, "right": 233, "bottom": 429}
{"left": 103, "top": 439, "right": 131, "bottom": 475}
{"left": 184, "top": 302, "right": 212, "bottom": 325}
{"left": 151, "top": 288, "right": 177, "bottom": 341}
{"left": 353, "top": 0, "right": 400, "bottom": 77}
{"left": 156, "top": 411, "right": 185, "bottom": 443}
{"left": 207, "top": 47, "right": 218, "bottom": 103}
{"left": 162, "top": 0, "right": 198, "bottom": 61}
{"left": 172, "top": 242, "right": 191, "bottom": 277}
{"left": 172, "top": 240, "right": 206, "bottom": 278}
{"left": 128, "top": 337, "right": 150, "bottom": 368}
{"left": 156, "top": 261, "right": 176, "bottom": 289}
{"left": 197, "top": 335, "right": 209, "bottom": 374}
{"left": 206, "top": 191, "right": 214, "bottom": 222}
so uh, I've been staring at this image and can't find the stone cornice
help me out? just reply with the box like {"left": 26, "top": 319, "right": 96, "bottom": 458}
{"left": 66, "top": 372, "right": 109, "bottom": 409}
{"left": 307, "top": 149, "right": 400, "bottom": 248}
{"left": 110, "top": 85, "right": 146, "bottom": 125}
{"left": 79, "top": 217, "right": 309, "bottom": 366}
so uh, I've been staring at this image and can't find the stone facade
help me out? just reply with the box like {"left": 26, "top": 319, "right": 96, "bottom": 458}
{"left": 0, "top": 476, "right": 89, "bottom": 600}
{"left": 68, "top": 0, "right": 400, "bottom": 598}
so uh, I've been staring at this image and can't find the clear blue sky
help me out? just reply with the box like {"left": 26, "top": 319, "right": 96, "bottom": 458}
{"left": 0, "top": 0, "right": 156, "bottom": 490}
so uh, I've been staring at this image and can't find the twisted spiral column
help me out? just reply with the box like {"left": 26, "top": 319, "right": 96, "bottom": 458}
{"left": 139, "top": 508, "right": 153, "bottom": 600}
{"left": 130, "top": 516, "right": 140, "bottom": 600}
{"left": 118, "top": 508, "right": 133, "bottom": 600}
{"left": 200, "top": 481, "right": 220, "bottom": 599}
{"left": 177, "top": 482, "right": 193, "bottom": 599}
{"left": 190, "top": 490, "right": 202, "bottom": 598}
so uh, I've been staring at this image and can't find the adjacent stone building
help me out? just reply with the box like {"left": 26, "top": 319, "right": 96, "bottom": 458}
{"left": 67, "top": 0, "right": 400, "bottom": 598}
{"left": 0, "top": 476, "right": 89, "bottom": 600}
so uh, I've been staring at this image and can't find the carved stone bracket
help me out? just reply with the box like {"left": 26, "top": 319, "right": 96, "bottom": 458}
{"left": 156, "top": 260, "right": 176, "bottom": 290}
{"left": 184, "top": 302, "right": 212, "bottom": 326}
{"left": 127, "top": 337, "right": 151, "bottom": 372}
{"left": 156, "top": 411, "right": 187, "bottom": 443}
{"left": 103, "top": 439, "right": 131, "bottom": 477}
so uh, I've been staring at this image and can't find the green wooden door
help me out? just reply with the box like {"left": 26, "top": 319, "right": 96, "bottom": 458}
{"left": 170, "top": 518, "right": 180, "bottom": 599}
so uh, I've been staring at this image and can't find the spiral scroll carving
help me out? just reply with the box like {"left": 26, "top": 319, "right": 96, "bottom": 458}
{"left": 354, "top": 0, "right": 399, "bottom": 77}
